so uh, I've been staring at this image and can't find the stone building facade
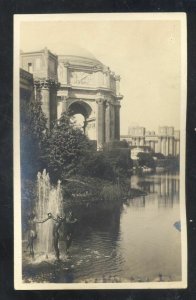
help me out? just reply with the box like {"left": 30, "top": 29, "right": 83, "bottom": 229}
{"left": 20, "top": 48, "right": 59, "bottom": 127}
{"left": 20, "top": 47, "right": 123, "bottom": 150}
{"left": 121, "top": 126, "right": 180, "bottom": 157}
{"left": 20, "top": 68, "right": 35, "bottom": 106}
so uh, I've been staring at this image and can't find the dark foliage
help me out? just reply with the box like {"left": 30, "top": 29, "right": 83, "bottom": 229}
{"left": 43, "top": 112, "right": 93, "bottom": 181}
{"left": 137, "top": 152, "right": 156, "bottom": 169}
{"left": 20, "top": 98, "right": 47, "bottom": 179}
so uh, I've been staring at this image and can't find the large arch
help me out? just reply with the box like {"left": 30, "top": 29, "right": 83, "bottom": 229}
{"left": 68, "top": 100, "right": 96, "bottom": 140}
{"left": 68, "top": 100, "right": 92, "bottom": 119}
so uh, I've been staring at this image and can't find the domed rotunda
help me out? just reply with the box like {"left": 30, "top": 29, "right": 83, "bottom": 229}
{"left": 20, "top": 46, "right": 123, "bottom": 150}
{"left": 57, "top": 46, "right": 123, "bottom": 149}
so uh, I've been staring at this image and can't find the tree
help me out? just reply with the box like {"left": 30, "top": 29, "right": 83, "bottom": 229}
{"left": 80, "top": 149, "right": 132, "bottom": 181}
{"left": 137, "top": 152, "right": 155, "bottom": 169}
{"left": 20, "top": 98, "right": 47, "bottom": 179}
{"left": 153, "top": 152, "right": 165, "bottom": 159}
{"left": 43, "top": 112, "right": 92, "bottom": 180}
{"left": 79, "top": 151, "right": 115, "bottom": 180}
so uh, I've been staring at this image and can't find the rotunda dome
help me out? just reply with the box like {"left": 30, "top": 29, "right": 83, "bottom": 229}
{"left": 58, "top": 45, "right": 103, "bottom": 67}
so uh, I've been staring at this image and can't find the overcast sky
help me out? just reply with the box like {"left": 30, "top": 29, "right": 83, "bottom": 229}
{"left": 20, "top": 17, "right": 182, "bottom": 134}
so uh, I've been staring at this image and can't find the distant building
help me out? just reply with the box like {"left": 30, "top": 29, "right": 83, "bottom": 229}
{"left": 130, "top": 146, "right": 152, "bottom": 160}
{"left": 121, "top": 126, "right": 180, "bottom": 157}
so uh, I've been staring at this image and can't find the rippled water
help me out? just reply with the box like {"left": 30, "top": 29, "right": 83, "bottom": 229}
{"left": 23, "top": 172, "right": 181, "bottom": 283}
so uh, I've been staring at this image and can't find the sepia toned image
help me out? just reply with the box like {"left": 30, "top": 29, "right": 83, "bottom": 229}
{"left": 14, "top": 13, "right": 187, "bottom": 289}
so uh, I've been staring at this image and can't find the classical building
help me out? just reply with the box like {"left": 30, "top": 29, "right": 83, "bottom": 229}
{"left": 20, "top": 68, "right": 35, "bottom": 106}
{"left": 20, "top": 48, "right": 59, "bottom": 127}
{"left": 20, "top": 47, "right": 123, "bottom": 150}
{"left": 121, "top": 126, "right": 180, "bottom": 157}
{"left": 130, "top": 146, "right": 152, "bottom": 160}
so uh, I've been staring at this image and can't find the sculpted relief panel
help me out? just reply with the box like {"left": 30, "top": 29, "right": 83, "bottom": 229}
{"left": 70, "top": 71, "right": 97, "bottom": 87}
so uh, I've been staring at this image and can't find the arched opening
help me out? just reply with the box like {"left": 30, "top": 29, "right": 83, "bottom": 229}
{"left": 68, "top": 101, "right": 94, "bottom": 137}
{"left": 71, "top": 113, "right": 85, "bottom": 133}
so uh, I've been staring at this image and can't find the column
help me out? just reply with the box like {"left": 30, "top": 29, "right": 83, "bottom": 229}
{"left": 41, "top": 88, "right": 50, "bottom": 125}
{"left": 169, "top": 137, "right": 174, "bottom": 156}
{"left": 155, "top": 141, "right": 158, "bottom": 153}
{"left": 165, "top": 137, "right": 169, "bottom": 156}
{"left": 96, "top": 98, "right": 105, "bottom": 150}
{"left": 50, "top": 87, "right": 58, "bottom": 124}
{"left": 114, "top": 103, "right": 120, "bottom": 140}
{"left": 162, "top": 138, "right": 166, "bottom": 156}
{"left": 34, "top": 80, "right": 50, "bottom": 127}
{"left": 176, "top": 140, "right": 180, "bottom": 156}
{"left": 34, "top": 79, "right": 60, "bottom": 129}
{"left": 140, "top": 138, "right": 144, "bottom": 146}
{"left": 152, "top": 141, "right": 155, "bottom": 152}
{"left": 110, "top": 104, "right": 115, "bottom": 140}
{"left": 105, "top": 100, "right": 111, "bottom": 142}
{"left": 158, "top": 137, "right": 162, "bottom": 153}
{"left": 174, "top": 140, "right": 177, "bottom": 156}
{"left": 62, "top": 96, "right": 68, "bottom": 113}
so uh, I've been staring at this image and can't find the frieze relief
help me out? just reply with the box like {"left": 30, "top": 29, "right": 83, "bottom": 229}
{"left": 70, "top": 71, "right": 96, "bottom": 86}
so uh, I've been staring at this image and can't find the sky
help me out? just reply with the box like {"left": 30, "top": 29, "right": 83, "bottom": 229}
{"left": 19, "top": 17, "right": 182, "bottom": 134}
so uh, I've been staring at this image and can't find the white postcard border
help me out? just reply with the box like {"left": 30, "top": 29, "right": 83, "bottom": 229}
{"left": 14, "top": 12, "right": 187, "bottom": 290}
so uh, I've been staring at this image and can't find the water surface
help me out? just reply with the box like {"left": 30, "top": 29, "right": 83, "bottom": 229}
{"left": 23, "top": 172, "right": 181, "bottom": 283}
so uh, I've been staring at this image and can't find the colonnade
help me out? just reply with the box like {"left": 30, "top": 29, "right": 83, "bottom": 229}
{"left": 129, "top": 136, "right": 180, "bottom": 156}
{"left": 158, "top": 137, "right": 179, "bottom": 156}
{"left": 96, "top": 97, "right": 120, "bottom": 150}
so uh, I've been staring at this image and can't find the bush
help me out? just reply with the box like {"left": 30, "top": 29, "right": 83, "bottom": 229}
{"left": 43, "top": 112, "right": 93, "bottom": 181}
{"left": 137, "top": 152, "right": 155, "bottom": 169}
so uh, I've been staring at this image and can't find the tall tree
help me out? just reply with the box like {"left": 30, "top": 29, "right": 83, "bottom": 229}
{"left": 20, "top": 98, "right": 47, "bottom": 179}
{"left": 43, "top": 112, "right": 92, "bottom": 180}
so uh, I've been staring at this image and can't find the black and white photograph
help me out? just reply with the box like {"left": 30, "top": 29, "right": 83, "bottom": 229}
{"left": 14, "top": 13, "right": 187, "bottom": 289}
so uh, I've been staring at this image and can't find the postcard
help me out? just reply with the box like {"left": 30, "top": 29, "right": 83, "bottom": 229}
{"left": 14, "top": 13, "right": 187, "bottom": 289}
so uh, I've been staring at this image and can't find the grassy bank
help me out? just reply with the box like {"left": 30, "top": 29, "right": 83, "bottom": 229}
{"left": 21, "top": 176, "right": 146, "bottom": 220}
{"left": 61, "top": 176, "right": 145, "bottom": 208}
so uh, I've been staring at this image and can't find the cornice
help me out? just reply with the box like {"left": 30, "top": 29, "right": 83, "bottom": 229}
{"left": 20, "top": 68, "right": 33, "bottom": 82}
{"left": 34, "top": 78, "right": 60, "bottom": 90}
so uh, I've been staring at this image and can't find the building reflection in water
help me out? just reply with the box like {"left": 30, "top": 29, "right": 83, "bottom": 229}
{"left": 130, "top": 173, "right": 179, "bottom": 208}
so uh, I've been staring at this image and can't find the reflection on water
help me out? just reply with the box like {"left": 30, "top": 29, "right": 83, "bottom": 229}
{"left": 23, "top": 172, "right": 181, "bottom": 283}
{"left": 130, "top": 173, "right": 179, "bottom": 208}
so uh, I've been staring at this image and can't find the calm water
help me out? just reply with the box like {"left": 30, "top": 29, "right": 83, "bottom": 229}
{"left": 23, "top": 172, "right": 181, "bottom": 283}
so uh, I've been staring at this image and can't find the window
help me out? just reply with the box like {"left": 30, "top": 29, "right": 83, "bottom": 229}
{"left": 28, "top": 63, "right": 33, "bottom": 73}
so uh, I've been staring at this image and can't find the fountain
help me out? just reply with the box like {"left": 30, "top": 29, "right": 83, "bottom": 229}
{"left": 36, "top": 170, "right": 63, "bottom": 255}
